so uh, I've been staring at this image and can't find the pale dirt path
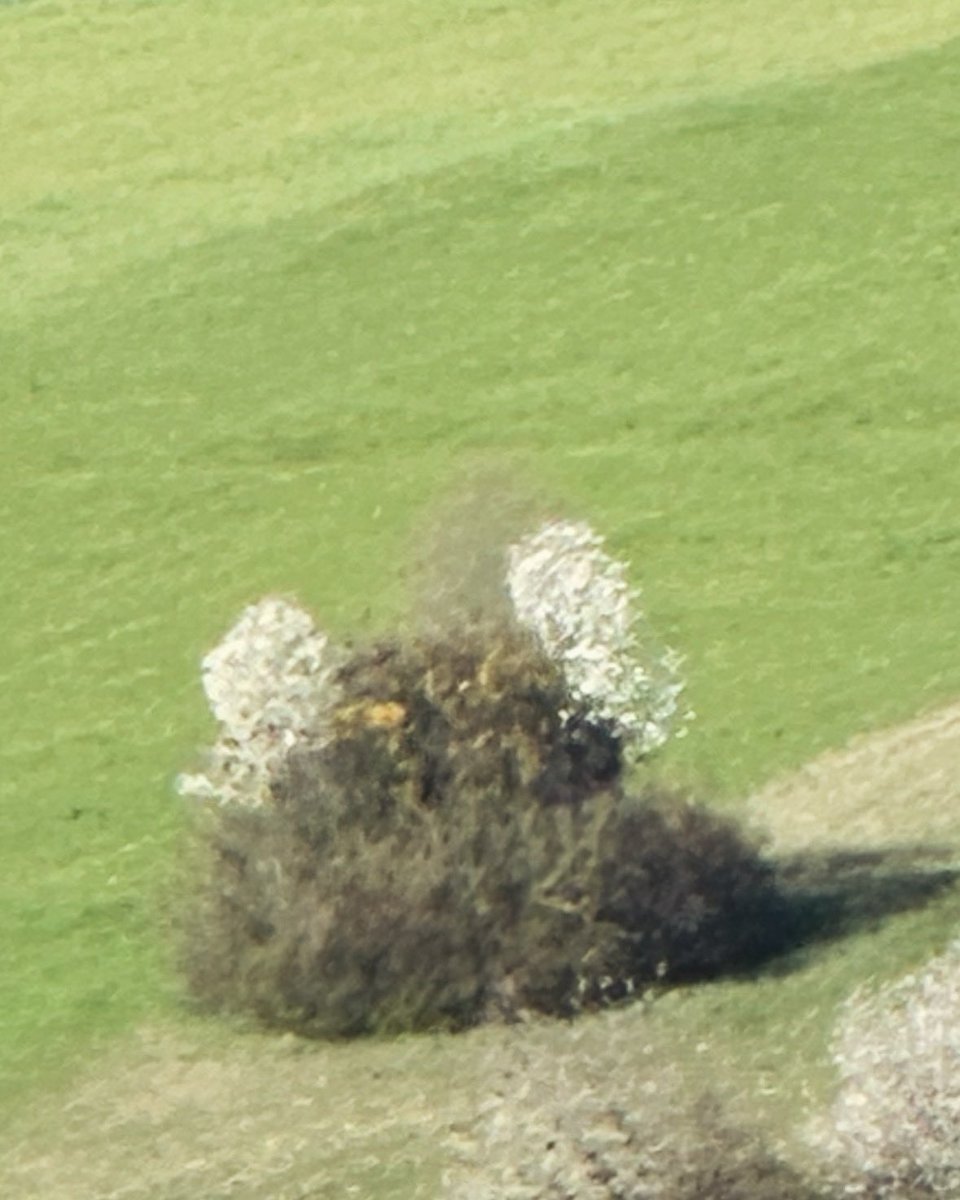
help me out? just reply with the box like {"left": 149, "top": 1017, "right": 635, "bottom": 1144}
{"left": 0, "top": 1023, "right": 480, "bottom": 1199}
{"left": 748, "top": 701, "right": 960, "bottom": 855}
{"left": 4, "top": 702, "right": 960, "bottom": 1198}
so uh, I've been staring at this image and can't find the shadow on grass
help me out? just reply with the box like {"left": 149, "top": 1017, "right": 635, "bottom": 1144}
{"left": 766, "top": 845, "right": 960, "bottom": 968}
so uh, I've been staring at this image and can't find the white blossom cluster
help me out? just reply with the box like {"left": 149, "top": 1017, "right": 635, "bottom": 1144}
{"left": 176, "top": 597, "right": 342, "bottom": 808}
{"left": 506, "top": 520, "right": 685, "bottom": 760}
{"left": 824, "top": 940, "right": 960, "bottom": 1197}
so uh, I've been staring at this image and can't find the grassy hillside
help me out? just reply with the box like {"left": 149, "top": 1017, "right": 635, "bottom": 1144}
{"left": 5, "top": 0, "right": 960, "bottom": 321}
{"left": 2, "top": 0, "right": 959, "bottom": 1154}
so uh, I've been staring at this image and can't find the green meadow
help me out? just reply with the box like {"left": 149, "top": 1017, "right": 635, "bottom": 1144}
{"left": 2, "top": 0, "right": 960, "bottom": 1187}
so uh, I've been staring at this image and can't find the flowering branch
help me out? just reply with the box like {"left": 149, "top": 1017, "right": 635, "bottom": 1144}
{"left": 505, "top": 520, "right": 686, "bottom": 760}
{"left": 176, "top": 597, "right": 342, "bottom": 808}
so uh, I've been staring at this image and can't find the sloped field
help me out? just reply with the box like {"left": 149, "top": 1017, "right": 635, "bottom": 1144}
{"left": 2, "top": 0, "right": 959, "bottom": 1187}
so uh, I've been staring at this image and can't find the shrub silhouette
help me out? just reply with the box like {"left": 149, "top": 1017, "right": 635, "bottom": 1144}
{"left": 181, "top": 624, "right": 787, "bottom": 1036}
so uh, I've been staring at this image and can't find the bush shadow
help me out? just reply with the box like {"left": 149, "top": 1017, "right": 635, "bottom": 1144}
{"left": 764, "top": 844, "right": 960, "bottom": 969}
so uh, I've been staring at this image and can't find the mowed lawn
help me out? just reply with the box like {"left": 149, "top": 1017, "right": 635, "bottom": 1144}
{"left": 2, "top": 0, "right": 960, "bottom": 1128}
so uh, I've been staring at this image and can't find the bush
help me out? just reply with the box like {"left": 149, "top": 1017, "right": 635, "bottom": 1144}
{"left": 820, "top": 940, "right": 960, "bottom": 1198}
{"left": 585, "top": 797, "right": 793, "bottom": 993}
{"left": 445, "top": 1034, "right": 822, "bottom": 1200}
{"left": 182, "top": 796, "right": 496, "bottom": 1036}
{"left": 180, "top": 622, "right": 787, "bottom": 1037}
{"left": 177, "top": 520, "right": 778, "bottom": 1035}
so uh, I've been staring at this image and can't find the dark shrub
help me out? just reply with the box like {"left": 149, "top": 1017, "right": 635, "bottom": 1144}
{"left": 496, "top": 790, "right": 792, "bottom": 1012}
{"left": 588, "top": 798, "right": 792, "bottom": 985}
{"left": 181, "top": 624, "right": 788, "bottom": 1036}
{"left": 327, "top": 626, "right": 622, "bottom": 809}
{"left": 182, "top": 799, "right": 496, "bottom": 1036}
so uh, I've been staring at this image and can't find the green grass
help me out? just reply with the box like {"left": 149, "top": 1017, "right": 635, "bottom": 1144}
{"left": 2, "top": 0, "right": 960, "bottom": 1169}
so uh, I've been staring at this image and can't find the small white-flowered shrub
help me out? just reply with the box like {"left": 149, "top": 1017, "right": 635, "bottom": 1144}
{"left": 176, "top": 597, "right": 342, "bottom": 808}
{"left": 506, "top": 520, "right": 686, "bottom": 760}
{"left": 824, "top": 940, "right": 960, "bottom": 1198}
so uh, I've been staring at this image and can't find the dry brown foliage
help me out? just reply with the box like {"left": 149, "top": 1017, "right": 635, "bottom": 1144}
{"left": 181, "top": 625, "right": 788, "bottom": 1037}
